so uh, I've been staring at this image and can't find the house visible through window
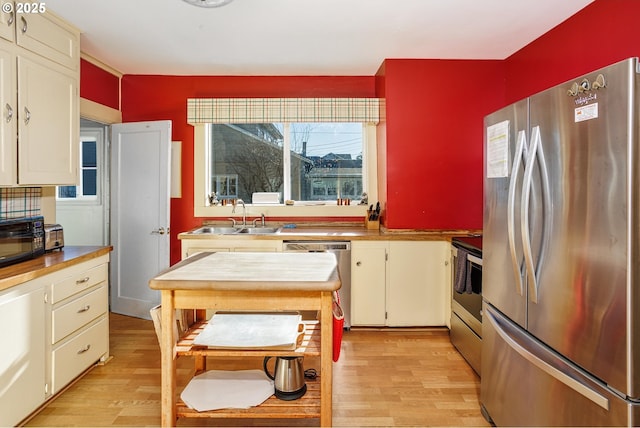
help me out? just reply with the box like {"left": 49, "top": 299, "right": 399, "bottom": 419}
{"left": 57, "top": 139, "right": 98, "bottom": 200}
{"left": 208, "top": 122, "right": 363, "bottom": 204}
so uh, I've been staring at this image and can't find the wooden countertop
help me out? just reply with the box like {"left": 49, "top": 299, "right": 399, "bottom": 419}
{"left": 0, "top": 246, "right": 112, "bottom": 292}
{"left": 149, "top": 251, "right": 341, "bottom": 292}
{"left": 178, "top": 225, "right": 481, "bottom": 241}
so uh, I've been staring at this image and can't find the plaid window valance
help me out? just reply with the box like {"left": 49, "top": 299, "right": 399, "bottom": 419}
{"left": 187, "top": 98, "right": 382, "bottom": 124}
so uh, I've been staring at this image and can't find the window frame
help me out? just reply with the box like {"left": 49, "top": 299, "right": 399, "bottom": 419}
{"left": 56, "top": 129, "right": 104, "bottom": 204}
{"left": 193, "top": 122, "right": 377, "bottom": 218}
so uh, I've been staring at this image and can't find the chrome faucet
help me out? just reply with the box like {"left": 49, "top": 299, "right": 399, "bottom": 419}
{"left": 232, "top": 198, "right": 247, "bottom": 227}
{"left": 252, "top": 213, "right": 266, "bottom": 227}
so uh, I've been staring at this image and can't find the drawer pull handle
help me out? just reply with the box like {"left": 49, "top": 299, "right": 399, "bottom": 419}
{"left": 77, "top": 344, "right": 91, "bottom": 354}
{"left": 78, "top": 305, "right": 90, "bottom": 313}
{"left": 76, "top": 277, "right": 90, "bottom": 285}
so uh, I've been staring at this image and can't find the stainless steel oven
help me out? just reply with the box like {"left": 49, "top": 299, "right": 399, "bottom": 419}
{"left": 0, "top": 216, "right": 45, "bottom": 268}
{"left": 451, "top": 236, "right": 482, "bottom": 375}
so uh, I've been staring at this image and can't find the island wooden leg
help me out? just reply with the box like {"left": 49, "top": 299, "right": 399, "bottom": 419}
{"left": 161, "top": 290, "right": 177, "bottom": 427}
{"left": 320, "top": 291, "right": 333, "bottom": 427}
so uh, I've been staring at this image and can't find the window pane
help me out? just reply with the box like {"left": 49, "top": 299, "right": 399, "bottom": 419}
{"left": 82, "top": 170, "right": 97, "bottom": 196}
{"left": 82, "top": 141, "right": 97, "bottom": 167}
{"left": 210, "top": 124, "right": 284, "bottom": 202}
{"left": 290, "top": 123, "right": 363, "bottom": 201}
{"left": 58, "top": 186, "right": 77, "bottom": 198}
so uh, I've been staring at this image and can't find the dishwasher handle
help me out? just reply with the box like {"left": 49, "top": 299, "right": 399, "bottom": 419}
{"left": 283, "top": 241, "right": 350, "bottom": 252}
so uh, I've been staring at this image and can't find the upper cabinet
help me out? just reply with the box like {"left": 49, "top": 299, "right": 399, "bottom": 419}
{"left": 0, "top": 5, "right": 79, "bottom": 186}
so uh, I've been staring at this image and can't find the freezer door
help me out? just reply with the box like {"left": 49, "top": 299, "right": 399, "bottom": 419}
{"left": 483, "top": 99, "right": 528, "bottom": 328}
{"left": 481, "top": 303, "right": 638, "bottom": 427}
{"left": 526, "top": 58, "right": 637, "bottom": 398}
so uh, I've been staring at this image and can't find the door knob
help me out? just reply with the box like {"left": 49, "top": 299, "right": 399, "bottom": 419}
{"left": 151, "top": 227, "right": 166, "bottom": 235}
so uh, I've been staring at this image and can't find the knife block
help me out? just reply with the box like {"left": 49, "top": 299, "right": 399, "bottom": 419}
{"left": 364, "top": 217, "right": 380, "bottom": 230}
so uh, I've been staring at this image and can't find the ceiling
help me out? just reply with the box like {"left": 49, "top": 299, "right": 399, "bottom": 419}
{"left": 48, "top": 0, "right": 595, "bottom": 76}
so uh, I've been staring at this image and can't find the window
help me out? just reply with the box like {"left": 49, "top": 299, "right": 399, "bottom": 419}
{"left": 208, "top": 122, "right": 364, "bottom": 204}
{"left": 57, "top": 135, "right": 100, "bottom": 201}
{"left": 191, "top": 97, "right": 380, "bottom": 217}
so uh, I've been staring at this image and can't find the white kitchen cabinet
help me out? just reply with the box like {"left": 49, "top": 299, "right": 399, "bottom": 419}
{"left": 48, "top": 255, "right": 110, "bottom": 394}
{"left": 17, "top": 53, "right": 78, "bottom": 185}
{"left": 386, "top": 241, "right": 450, "bottom": 326}
{"left": 0, "top": 279, "right": 46, "bottom": 427}
{"left": 181, "top": 238, "right": 282, "bottom": 259}
{"left": 0, "top": 253, "right": 110, "bottom": 426}
{"left": 0, "top": 6, "right": 14, "bottom": 42}
{"left": 351, "top": 241, "right": 388, "bottom": 326}
{"left": 0, "top": 42, "right": 17, "bottom": 184}
{"left": 15, "top": 10, "right": 79, "bottom": 71}
{"left": 0, "top": 9, "right": 79, "bottom": 186}
{"left": 351, "top": 240, "right": 450, "bottom": 327}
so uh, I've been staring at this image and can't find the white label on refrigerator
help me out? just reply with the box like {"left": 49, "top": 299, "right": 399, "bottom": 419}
{"left": 486, "top": 120, "right": 509, "bottom": 178}
{"left": 575, "top": 103, "right": 598, "bottom": 122}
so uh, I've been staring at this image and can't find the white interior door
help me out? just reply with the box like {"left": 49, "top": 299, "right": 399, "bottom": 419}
{"left": 110, "top": 120, "right": 171, "bottom": 319}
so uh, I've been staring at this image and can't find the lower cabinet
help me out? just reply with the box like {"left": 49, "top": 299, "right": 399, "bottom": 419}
{"left": 0, "top": 283, "right": 46, "bottom": 427}
{"left": 0, "top": 253, "right": 110, "bottom": 426}
{"left": 351, "top": 240, "right": 450, "bottom": 327}
{"left": 351, "top": 241, "right": 387, "bottom": 326}
{"left": 48, "top": 255, "right": 110, "bottom": 394}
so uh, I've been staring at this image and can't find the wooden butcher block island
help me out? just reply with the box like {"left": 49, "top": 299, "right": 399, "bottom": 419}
{"left": 149, "top": 251, "right": 341, "bottom": 427}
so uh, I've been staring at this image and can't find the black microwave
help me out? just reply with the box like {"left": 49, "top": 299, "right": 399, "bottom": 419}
{"left": 0, "top": 216, "right": 45, "bottom": 268}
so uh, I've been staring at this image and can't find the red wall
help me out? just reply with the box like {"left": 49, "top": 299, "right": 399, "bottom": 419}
{"left": 80, "top": 59, "right": 119, "bottom": 110}
{"left": 378, "top": 60, "right": 505, "bottom": 230}
{"left": 504, "top": 0, "right": 640, "bottom": 103}
{"left": 120, "top": 76, "right": 375, "bottom": 263}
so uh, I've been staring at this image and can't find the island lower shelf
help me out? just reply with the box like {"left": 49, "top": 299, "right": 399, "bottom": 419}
{"left": 174, "top": 319, "right": 322, "bottom": 421}
{"left": 176, "top": 379, "right": 321, "bottom": 420}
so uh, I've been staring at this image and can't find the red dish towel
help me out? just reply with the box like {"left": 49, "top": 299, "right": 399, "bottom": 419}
{"left": 332, "top": 291, "right": 344, "bottom": 362}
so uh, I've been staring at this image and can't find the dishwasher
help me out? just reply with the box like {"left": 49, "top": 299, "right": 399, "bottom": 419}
{"left": 282, "top": 241, "right": 351, "bottom": 329}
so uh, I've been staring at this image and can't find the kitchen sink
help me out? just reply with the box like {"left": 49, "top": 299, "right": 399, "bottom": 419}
{"left": 190, "top": 226, "right": 240, "bottom": 234}
{"left": 237, "top": 227, "right": 280, "bottom": 234}
{"left": 189, "top": 226, "right": 280, "bottom": 235}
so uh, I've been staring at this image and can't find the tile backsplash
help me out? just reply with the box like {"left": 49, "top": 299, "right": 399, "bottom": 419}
{"left": 0, "top": 188, "right": 42, "bottom": 220}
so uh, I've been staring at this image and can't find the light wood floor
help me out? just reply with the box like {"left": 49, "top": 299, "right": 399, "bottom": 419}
{"left": 25, "top": 313, "right": 489, "bottom": 427}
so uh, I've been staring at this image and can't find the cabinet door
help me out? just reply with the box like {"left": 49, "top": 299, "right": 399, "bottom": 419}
{"left": 351, "top": 241, "right": 387, "bottom": 326}
{"left": 15, "top": 11, "right": 79, "bottom": 70}
{"left": 0, "top": 3, "right": 15, "bottom": 42}
{"left": 17, "top": 53, "right": 78, "bottom": 185}
{"left": 0, "top": 286, "right": 45, "bottom": 427}
{"left": 0, "top": 41, "right": 16, "bottom": 185}
{"left": 387, "top": 241, "right": 450, "bottom": 326}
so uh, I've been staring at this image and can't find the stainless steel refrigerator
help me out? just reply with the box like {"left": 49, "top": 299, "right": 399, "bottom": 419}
{"left": 482, "top": 57, "right": 640, "bottom": 426}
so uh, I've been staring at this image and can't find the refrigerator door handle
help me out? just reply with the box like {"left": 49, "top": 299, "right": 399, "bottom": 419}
{"left": 533, "top": 127, "right": 552, "bottom": 302}
{"left": 521, "top": 126, "right": 552, "bottom": 304}
{"left": 508, "top": 129, "right": 527, "bottom": 296}
{"left": 485, "top": 305, "right": 610, "bottom": 411}
{"left": 522, "top": 125, "right": 554, "bottom": 303}
{"left": 521, "top": 126, "right": 539, "bottom": 300}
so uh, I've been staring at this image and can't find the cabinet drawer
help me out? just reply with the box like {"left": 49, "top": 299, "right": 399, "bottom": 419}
{"left": 52, "top": 285, "right": 107, "bottom": 344}
{"left": 51, "top": 263, "right": 108, "bottom": 304}
{"left": 51, "top": 317, "right": 108, "bottom": 394}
